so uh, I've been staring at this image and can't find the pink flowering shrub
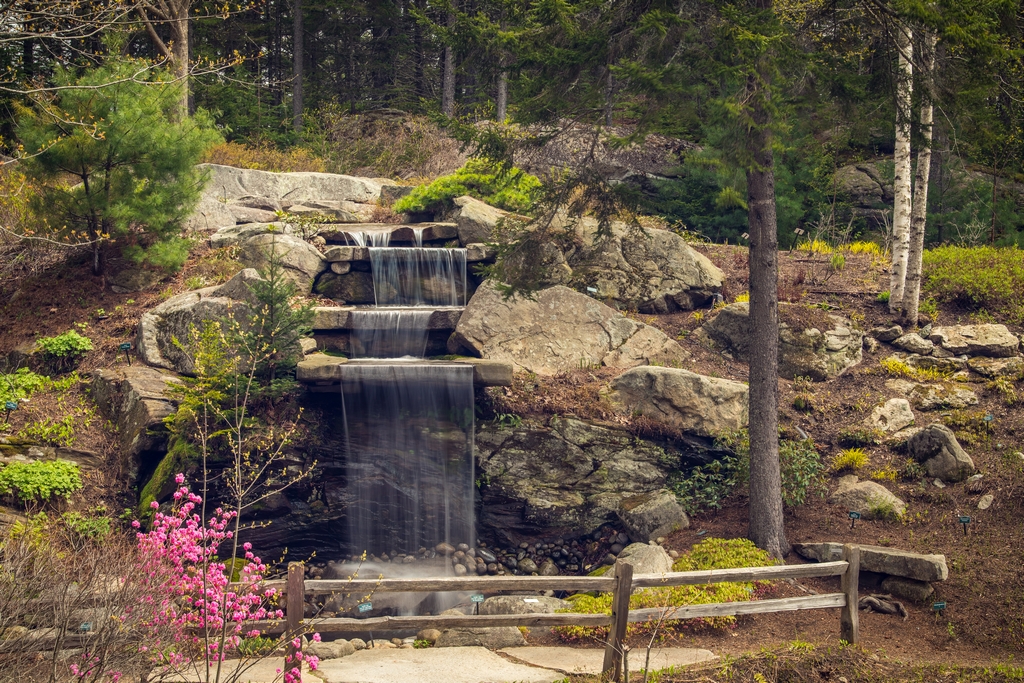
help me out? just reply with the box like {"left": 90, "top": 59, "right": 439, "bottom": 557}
{"left": 131, "top": 474, "right": 304, "bottom": 671}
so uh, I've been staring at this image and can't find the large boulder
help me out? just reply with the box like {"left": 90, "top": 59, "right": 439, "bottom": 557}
{"left": 885, "top": 379, "right": 978, "bottom": 411}
{"left": 967, "top": 356, "right": 1024, "bottom": 378}
{"left": 452, "top": 195, "right": 508, "bottom": 245}
{"left": 608, "top": 543, "right": 673, "bottom": 577}
{"left": 568, "top": 219, "right": 724, "bottom": 312}
{"left": 90, "top": 366, "right": 180, "bottom": 482}
{"left": 137, "top": 269, "right": 262, "bottom": 375}
{"left": 907, "top": 424, "right": 975, "bottom": 482}
{"left": 305, "top": 639, "right": 356, "bottom": 660}
{"left": 829, "top": 475, "right": 906, "bottom": 520}
{"left": 793, "top": 542, "right": 948, "bottom": 582}
{"left": 475, "top": 416, "right": 714, "bottom": 543}
{"left": 605, "top": 366, "right": 748, "bottom": 437}
{"left": 617, "top": 490, "right": 689, "bottom": 542}
{"left": 199, "top": 163, "right": 388, "bottom": 205}
{"left": 928, "top": 324, "right": 1020, "bottom": 358}
{"left": 239, "top": 233, "right": 326, "bottom": 293}
{"left": 184, "top": 195, "right": 236, "bottom": 233}
{"left": 452, "top": 283, "right": 689, "bottom": 375}
{"left": 863, "top": 398, "right": 915, "bottom": 433}
{"left": 697, "top": 302, "right": 863, "bottom": 381}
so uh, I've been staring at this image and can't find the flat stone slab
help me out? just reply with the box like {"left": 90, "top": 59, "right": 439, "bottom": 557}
{"left": 500, "top": 647, "right": 717, "bottom": 675}
{"left": 316, "top": 646, "right": 561, "bottom": 683}
{"left": 793, "top": 542, "right": 948, "bottom": 582}
{"left": 297, "top": 354, "right": 512, "bottom": 387}
{"left": 160, "top": 659, "right": 313, "bottom": 683}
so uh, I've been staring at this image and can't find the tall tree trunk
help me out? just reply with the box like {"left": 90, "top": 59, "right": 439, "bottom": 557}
{"left": 890, "top": 25, "right": 913, "bottom": 312}
{"left": 746, "top": 0, "right": 787, "bottom": 561}
{"left": 496, "top": 71, "right": 507, "bottom": 121}
{"left": 171, "top": 17, "right": 189, "bottom": 119}
{"left": 441, "top": 6, "right": 456, "bottom": 116}
{"left": 903, "top": 32, "right": 936, "bottom": 327}
{"left": 604, "top": 71, "right": 614, "bottom": 126}
{"left": 293, "top": 0, "right": 304, "bottom": 132}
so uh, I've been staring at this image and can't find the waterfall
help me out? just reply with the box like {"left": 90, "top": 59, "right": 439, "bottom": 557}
{"left": 349, "top": 309, "right": 432, "bottom": 359}
{"left": 342, "top": 230, "right": 392, "bottom": 247}
{"left": 369, "top": 247, "right": 467, "bottom": 307}
{"left": 340, "top": 363, "right": 475, "bottom": 556}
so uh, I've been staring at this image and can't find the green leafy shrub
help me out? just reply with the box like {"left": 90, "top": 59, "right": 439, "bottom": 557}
{"left": 36, "top": 330, "right": 93, "bottom": 373}
{"left": 556, "top": 538, "right": 776, "bottom": 642}
{"left": 923, "top": 245, "right": 1024, "bottom": 323}
{"left": 0, "top": 368, "right": 50, "bottom": 404}
{"left": 394, "top": 158, "right": 542, "bottom": 215}
{"left": 0, "top": 460, "right": 82, "bottom": 506}
{"left": 837, "top": 428, "right": 882, "bottom": 447}
{"left": 672, "top": 430, "right": 824, "bottom": 512}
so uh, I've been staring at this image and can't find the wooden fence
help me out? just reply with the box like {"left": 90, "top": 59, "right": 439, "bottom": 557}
{"left": 262, "top": 544, "right": 861, "bottom": 682}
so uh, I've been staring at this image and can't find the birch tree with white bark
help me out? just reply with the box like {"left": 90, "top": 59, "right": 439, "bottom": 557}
{"left": 889, "top": 24, "right": 913, "bottom": 314}
{"left": 903, "top": 31, "right": 936, "bottom": 326}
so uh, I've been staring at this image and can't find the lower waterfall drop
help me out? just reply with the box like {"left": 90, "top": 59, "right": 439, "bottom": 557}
{"left": 340, "top": 362, "right": 476, "bottom": 557}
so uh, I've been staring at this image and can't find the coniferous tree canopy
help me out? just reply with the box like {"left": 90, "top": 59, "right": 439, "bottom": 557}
{"left": 17, "top": 60, "right": 221, "bottom": 275}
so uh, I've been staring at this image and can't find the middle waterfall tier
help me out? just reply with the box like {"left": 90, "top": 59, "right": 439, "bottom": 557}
{"left": 349, "top": 308, "right": 432, "bottom": 359}
{"left": 369, "top": 247, "right": 468, "bottom": 307}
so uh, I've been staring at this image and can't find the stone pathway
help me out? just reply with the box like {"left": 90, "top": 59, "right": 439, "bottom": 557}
{"left": 500, "top": 646, "right": 718, "bottom": 676}
{"left": 165, "top": 646, "right": 717, "bottom": 683}
{"left": 314, "top": 646, "right": 561, "bottom": 683}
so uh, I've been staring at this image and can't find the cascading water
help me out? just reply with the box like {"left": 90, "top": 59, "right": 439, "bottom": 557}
{"left": 336, "top": 224, "right": 475, "bottom": 563}
{"left": 348, "top": 309, "right": 431, "bottom": 359}
{"left": 369, "top": 247, "right": 467, "bottom": 307}
{"left": 340, "top": 363, "right": 475, "bottom": 556}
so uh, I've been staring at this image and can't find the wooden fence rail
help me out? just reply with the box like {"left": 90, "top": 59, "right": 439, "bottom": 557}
{"left": 262, "top": 544, "right": 860, "bottom": 682}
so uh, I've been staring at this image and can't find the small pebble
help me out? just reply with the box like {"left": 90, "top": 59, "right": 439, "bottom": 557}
{"left": 933, "top": 479, "right": 946, "bottom": 488}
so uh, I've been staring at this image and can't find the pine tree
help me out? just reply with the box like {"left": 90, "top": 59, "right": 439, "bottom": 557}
{"left": 17, "top": 59, "right": 220, "bottom": 275}
{"left": 239, "top": 235, "right": 315, "bottom": 384}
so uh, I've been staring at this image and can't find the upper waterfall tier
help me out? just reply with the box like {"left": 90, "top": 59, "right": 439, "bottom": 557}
{"left": 368, "top": 247, "right": 468, "bottom": 307}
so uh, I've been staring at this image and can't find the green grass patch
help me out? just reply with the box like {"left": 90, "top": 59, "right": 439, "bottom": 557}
{"left": 923, "top": 245, "right": 1024, "bottom": 323}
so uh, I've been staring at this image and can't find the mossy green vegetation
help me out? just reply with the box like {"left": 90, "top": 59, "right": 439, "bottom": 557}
{"left": 923, "top": 245, "right": 1024, "bottom": 323}
{"left": 556, "top": 538, "right": 776, "bottom": 642}
{"left": 394, "top": 158, "right": 542, "bottom": 214}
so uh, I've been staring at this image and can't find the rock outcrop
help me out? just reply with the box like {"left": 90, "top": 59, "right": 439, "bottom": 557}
{"left": 185, "top": 164, "right": 400, "bottom": 233}
{"left": 929, "top": 324, "right": 1020, "bottom": 358}
{"left": 452, "top": 283, "right": 689, "bottom": 375}
{"left": 863, "top": 398, "right": 915, "bottom": 433}
{"left": 90, "top": 366, "right": 180, "bottom": 482}
{"left": 697, "top": 302, "right": 864, "bottom": 381}
{"left": 137, "top": 269, "right": 262, "bottom": 375}
{"left": 566, "top": 219, "right": 725, "bottom": 312}
{"left": 907, "top": 424, "right": 975, "bottom": 482}
{"left": 478, "top": 596, "right": 569, "bottom": 616}
{"left": 605, "top": 366, "right": 748, "bottom": 436}
{"left": 475, "top": 416, "right": 716, "bottom": 543}
{"left": 885, "top": 379, "right": 978, "bottom": 411}
{"left": 239, "top": 232, "right": 326, "bottom": 293}
{"left": 451, "top": 195, "right": 508, "bottom": 245}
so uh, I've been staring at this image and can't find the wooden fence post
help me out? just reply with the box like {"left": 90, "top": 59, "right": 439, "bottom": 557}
{"left": 285, "top": 562, "right": 305, "bottom": 680}
{"left": 840, "top": 544, "right": 859, "bottom": 645}
{"left": 601, "top": 561, "right": 633, "bottom": 682}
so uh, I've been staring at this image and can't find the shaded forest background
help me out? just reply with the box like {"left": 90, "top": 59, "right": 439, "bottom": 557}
{"left": 1, "top": 0, "right": 1023, "bottom": 249}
